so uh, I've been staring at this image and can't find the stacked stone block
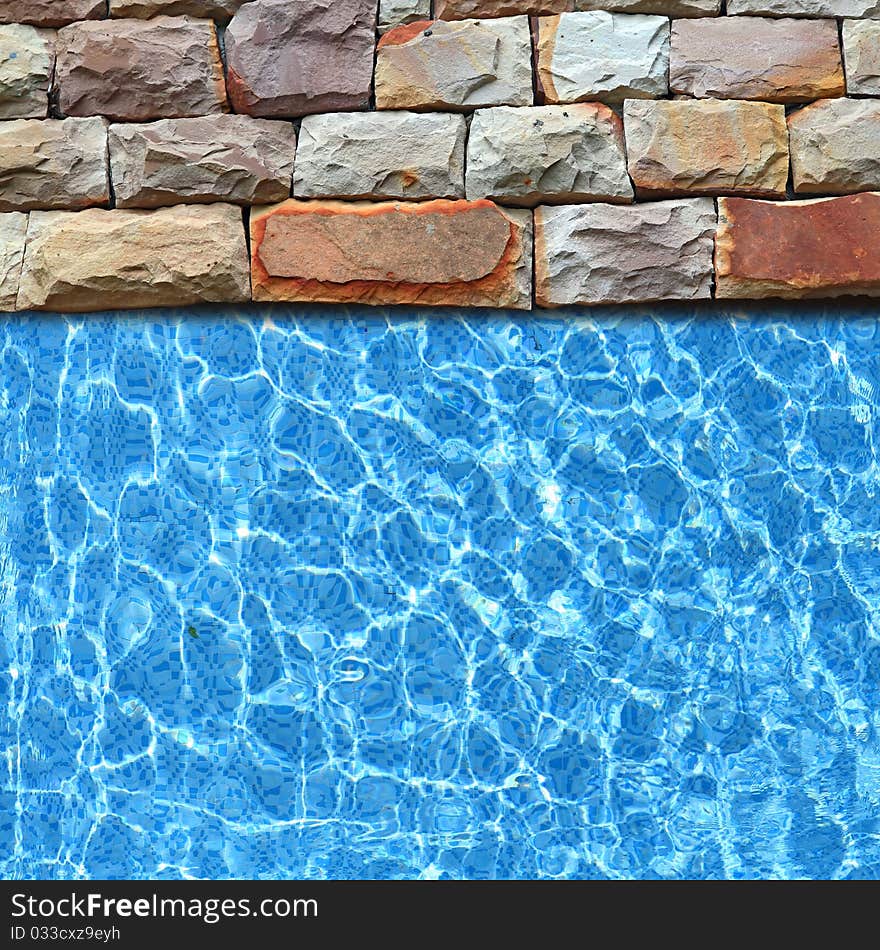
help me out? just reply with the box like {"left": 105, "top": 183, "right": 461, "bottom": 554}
{"left": 374, "top": 17, "right": 534, "bottom": 110}
{"left": 0, "top": 0, "right": 879, "bottom": 311}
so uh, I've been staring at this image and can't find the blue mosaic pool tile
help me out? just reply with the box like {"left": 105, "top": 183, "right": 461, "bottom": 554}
{"left": 3, "top": 303, "right": 880, "bottom": 879}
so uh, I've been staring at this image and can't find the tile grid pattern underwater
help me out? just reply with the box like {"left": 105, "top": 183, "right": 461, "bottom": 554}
{"left": 3, "top": 305, "right": 880, "bottom": 880}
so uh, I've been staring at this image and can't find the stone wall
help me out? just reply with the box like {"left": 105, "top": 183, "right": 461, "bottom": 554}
{"left": 1, "top": 0, "right": 878, "bottom": 311}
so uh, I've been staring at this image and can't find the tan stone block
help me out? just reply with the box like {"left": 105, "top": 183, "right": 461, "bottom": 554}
{"left": 294, "top": 111, "right": 466, "bottom": 201}
{"left": 0, "top": 211, "right": 27, "bottom": 311}
{"left": 843, "top": 19, "right": 880, "bottom": 97}
{"left": 466, "top": 103, "right": 633, "bottom": 206}
{"left": 728, "top": 0, "right": 880, "bottom": 14}
{"left": 789, "top": 99, "right": 880, "bottom": 195}
{"left": 110, "top": 115, "right": 296, "bottom": 208}
{"left": 375, "top": 17, "right": 534, "bottom": 111}
{"left": 17, "top": 204, "right": 250, "bottom": 312}
{"left": 437, "top": 0, "right": 719, "bottom": 14}
{"left": 536, "top": 12, "right": 669, "bottom": 104}
{"left": 0, "top": 118, "right": 109, "bottom": 212}
{"left": 624, "top": 98, "right": 789, "bottom": 198}
{"left": 535, "top": 199, "right": 716, "bottom": 305}
{"left": 0, "top": 24, "right": 54, "bottom": 120}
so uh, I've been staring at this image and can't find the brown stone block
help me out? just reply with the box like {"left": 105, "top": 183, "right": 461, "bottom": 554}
{"left": 0, "top": 1, "right": 104, "bottom": 27}
{"left": 715, "top": 194, "right": 880, "bottom": 298}
{"left": 55, "top": 17, "right": 228, "bottom": 121}
{"left": 225, "top": 0, "right": 377, "bottom": 118}
{"left": 670, "top": 17, "right": 844, "bottom": 102}
{"left": 250, "top": 198, "right": 533, "bottom": 309}
{"left": 437, "top": 0, "right": 719, "bottom": 14}
{"left": 436, "top": 1, "right": 573, "bottom": 16}
{"left": 110, "top": 1, "right": 246, "bottom": 19}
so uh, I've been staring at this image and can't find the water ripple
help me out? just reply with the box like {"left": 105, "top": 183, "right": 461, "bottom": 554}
{"left": 2, "top": 302, "right": 880, "bottom": 880}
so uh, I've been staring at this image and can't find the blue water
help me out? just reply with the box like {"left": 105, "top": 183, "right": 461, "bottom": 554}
{"left": 3, "top": 303, "right": 880, "bottom": 880}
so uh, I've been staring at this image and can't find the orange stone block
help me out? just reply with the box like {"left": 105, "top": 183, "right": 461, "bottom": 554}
{"left": 250, "top": 198, "right": 533, "bottom": 309}
{"left": 715, "top": 193, "right": 880, "bottom": 299}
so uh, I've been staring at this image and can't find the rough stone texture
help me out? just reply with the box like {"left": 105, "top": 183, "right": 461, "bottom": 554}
{"left": 294, "top": 112, "right": 466, "bottom": 201}
{"left": 0, "top": 24, "right": 54, "bottom": 120}
{"left": 535, "top": 199, "right": 716, "bottom": 305}
{"left": 466, "top": 103, "right": 633, "bottom": 206}
{"left": 575, "top": 0, "right": 720, "bottom": 12}
{"left": 110, "top": 1, "right": 246, "bottom": 19}
{"left": 843, "top": 19, "right": 880, "bottom": 97}
{"left": 788, "top": 99, "right": 880, "bottom": 195}
{"left": 0, "top": 1, "right": 104, "bottom": 27}
{"left": 536, "top": 13, "right": 670, "bottom": 104}
{"left": 55, "top": 17, "right": 228, "bottom": 121}
{"left": 225, "top": 0, "right": 377, "bottom": 118}
{"left": 436, "top": 1, "right": 574, "bottom": 15}
{"left": 727, "top": 0, "right": 880, "bottom": 15}
{"left": 17, "top": 204, "right": 250, "bottom": 312}
{"left": 251, "top": 198, "right": 533, "bottom": 309}
{"left": 0, "top": 211, "right": 26, "bottom": 311}
{"left": 715, "top": 194, "right": 880, "bottom": 299}
{"left": 110, "top": 116, "right": 296, "bottom": 209}
{"left": 438, "top": 0, "right": 720, "bottom": 14}
{"left": 670, "top": 17, "right": 845, "bottom": 103}
{"left": 380, "top": 0, "right": 432, "bottom": 33}
{"left": 0, "top": 117, "right": 109, "bottom": 212}
{"left": 375, "top": 17, "right": 534, "bottom": 111}
{"left": 624, "top": 99, "right": 789, "bottom": 198}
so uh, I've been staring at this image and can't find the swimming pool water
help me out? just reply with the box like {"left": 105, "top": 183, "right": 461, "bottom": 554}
{"left": 3, "top": 303, "right": 880, "bottom": 880}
